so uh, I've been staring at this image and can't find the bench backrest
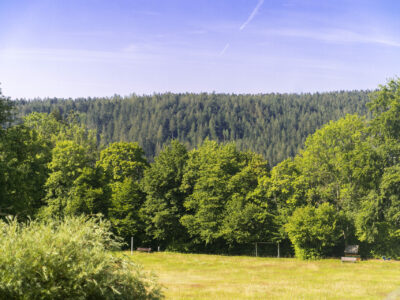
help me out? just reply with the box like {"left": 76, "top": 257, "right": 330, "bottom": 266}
{"left": 344, "top": 245, "right": 359, "bottom": 254}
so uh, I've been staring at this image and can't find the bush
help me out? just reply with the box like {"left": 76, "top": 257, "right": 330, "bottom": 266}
{"left": 285, "top": 203, "right": 342, "bottom": 259}
{"left": 0, "top": 216, "right": 162, "bottom": 299}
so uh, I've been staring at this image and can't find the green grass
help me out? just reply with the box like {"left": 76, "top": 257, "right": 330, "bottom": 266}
{"left": 122, "top": 251, "right": 400, "bottom": 300}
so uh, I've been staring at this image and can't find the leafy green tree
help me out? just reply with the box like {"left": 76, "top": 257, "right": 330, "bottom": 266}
{"left": 23, "top": 112, "right": 63, "bottom": 142}
{"left": 142, "top": 141, "right": 189, "bottom": 249}
{"left": 295, "top": 115, "right": 381, "bottom": 244}
{"left": 41, "top": 140, "right": 103, "bottom": 218}
{"left": 180, "top": 140, "right": 270, "bottom": 247}
{"left": 97, "top": 142, "right": 148, "bottom": 242}
{"left": 180, "top": 141, "right": 242, "bottom": 245}
{"left": 0, "top": 125, "right": 50, "bottom": 217}
{"left": 109, "top": 178, "right": 146, "bottom": 243}
{"left": 68, "top": 166, "right": 110, "bottom": 216}
{"left": 24, "top": 111, "right": 97, "bottom": 161}
{"left": 352, "top": 79, "right": 400, "bottom": 257}
{"left": 0, "top": 86, "right": 16, "bottom": 216}
{"left": 23, "top": 112, "right": 105, "bottom": 218}
{"left": 368, "top": 78, "right": 400, "bottom": 141}
{"left": 261, "top": 158, "right": 307, "bottom": 245}
{"left": 220, "top": 154, "right": 273, "bottom": 245}
{"left": 0, "top": 85, "right": 13, "bottom": 128}
{"left": 356, "top": 165, "right": 400, "bottom": 258}
{"left": 298, "top": 115, "right": 368, "bottom": 208}
{"left": 285, "top": 203, "right": 343, "bottom": 259}
{"left": 98, "top": 142, "right": 148, "bottom": 182}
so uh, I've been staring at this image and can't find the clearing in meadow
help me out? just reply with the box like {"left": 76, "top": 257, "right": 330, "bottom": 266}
{"left": 125, "top": 252, "right": 400, "bottom": 300}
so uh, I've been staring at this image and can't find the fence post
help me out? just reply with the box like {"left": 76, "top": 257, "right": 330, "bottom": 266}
{"left": 277, "top": 242, "right": 280, "bottom": 258}
{"left": 131, "top": 237, "right": 133, "bottom": 255}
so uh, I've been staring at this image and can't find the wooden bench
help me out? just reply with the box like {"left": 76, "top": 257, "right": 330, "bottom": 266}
{"left": 341, "top": 245, "right": 360, "bottom": 262}
{"left": 341, "top": 256, "right": 357, "bottom": 263}
{"left": 136, "top": 247, "right": 152, "bottom": 253}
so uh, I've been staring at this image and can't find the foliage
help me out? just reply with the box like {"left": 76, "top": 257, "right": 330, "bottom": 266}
{"left": 0, "top": 125, "right": 50, "bottom": 217}
{"left": 142, "top": 140, "right": 189, "bottom": 249}
{"left": 2, "top": 80, "right": 400, "bottom": 258}
{"left": 368, "top": 78, "right": 400, "bottom": 141}
{"left": 355, "top": 165, "right": 400, "bottom": 258}
{"left": 0, "top": 216, "right": 162, "bottom": 299}
{"left": 16, "top": 91, "right": 370, "bottom": 166}
{"left": 353, "top": 78, "right": 400, "bottom": 257}
{"left": 23, "top": 112, "right": 102, "bottom": 219}
{"left": 41, "top": 140, "right": 101, "bottom": 218}
{"left": 220, "top": 154, "right": 272, "bottom": 245}
{"left": 24, "top": 112, "right": 97, "bottom": 158}
{"left": 180, "top": 140, "right": 271, "bottom": 247}
{"left": 68, "top": 166, "right": 111, "bottom": 216}
{"left": 0, "top": 85, "right": 13, "bottom": 128}
{"left": 259, "top": 158, "right": 306, "bottom": 243}
{"left": 98, "top": 142, "right": 149, "bottom": 242}
{"left": 285, "top": 203, "right": 343, "bottom": 259}
{"left": 297, "top": 114, "right": 369, "bottom": 208}
{"left": 109, "top": 178, "right": 145, "bottom": 242}
{"left": 23, "top": 112, "right": 63, "bottom": 143}
{"left": 98, "top": 142, "right": 148, "bottom": 182}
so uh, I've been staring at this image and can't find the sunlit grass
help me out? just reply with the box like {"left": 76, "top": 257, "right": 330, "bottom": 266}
{"left": 122, "top": 251, "right": 400, "bottom": 299}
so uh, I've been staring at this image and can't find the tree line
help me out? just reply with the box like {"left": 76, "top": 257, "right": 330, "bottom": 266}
{"left": 16, "top": 91, "right": 370, "bottom": 166}
{"left": 1, "top": 81, "right": 399, "bottom": 259}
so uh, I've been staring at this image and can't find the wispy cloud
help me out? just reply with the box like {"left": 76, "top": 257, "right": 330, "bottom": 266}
{"left": 240, "top": 0, "right": 264, "bottom": 31}
{"left": 0, "top": 44, "right": 217, "bottom": 65}
{"left": 264, "top": 28, "right": 400, "bottom": 48}
{"left": 0, "top": 48, "right": 152, "bottom": 63}
{"left": 219, "top": 43, "right": 230, "bottom": 56}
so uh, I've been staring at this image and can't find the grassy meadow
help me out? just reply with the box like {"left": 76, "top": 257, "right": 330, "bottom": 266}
{"left": 123, "top": 252, "right": 400, "bottom": 300}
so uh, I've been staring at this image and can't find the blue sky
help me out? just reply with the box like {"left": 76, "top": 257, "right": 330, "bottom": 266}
{"left": 1, "top": 0, "right": 400, "bottom": 98}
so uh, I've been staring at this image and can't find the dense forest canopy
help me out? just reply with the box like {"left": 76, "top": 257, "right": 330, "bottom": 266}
{"left": 2, "top": 80, "right": 400, "bottom": 260}
{"left": 16, "top": 91, "right": 370, "bottom": 165}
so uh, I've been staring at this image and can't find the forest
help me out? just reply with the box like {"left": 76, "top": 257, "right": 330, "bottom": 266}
{"left": 1, "top": 79, "right": 400, "bottom": 260}
{"left": 16, "top": 91, "right": 370, "bottom": 166}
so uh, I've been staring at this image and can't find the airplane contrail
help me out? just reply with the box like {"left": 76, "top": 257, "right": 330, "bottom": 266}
{"left": 219, "top": 43, "right": 230, "bottom": 56}
{"left": 240, "top": 0, "right": 264, "bottom": 31}
{"left": 219, "top": 0, "right": 264, "bottom": 56}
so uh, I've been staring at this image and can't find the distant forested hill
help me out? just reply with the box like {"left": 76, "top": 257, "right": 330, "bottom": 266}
{"left": 16, "top": 91, "right": 371, "bottom": 165}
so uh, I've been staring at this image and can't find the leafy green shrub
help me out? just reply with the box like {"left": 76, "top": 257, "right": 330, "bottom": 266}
{"left": 0, "top": 216, "right": 162, "bottom": 299}
{"left": 285, "top": 203, "right": 342, "bottom": 259}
